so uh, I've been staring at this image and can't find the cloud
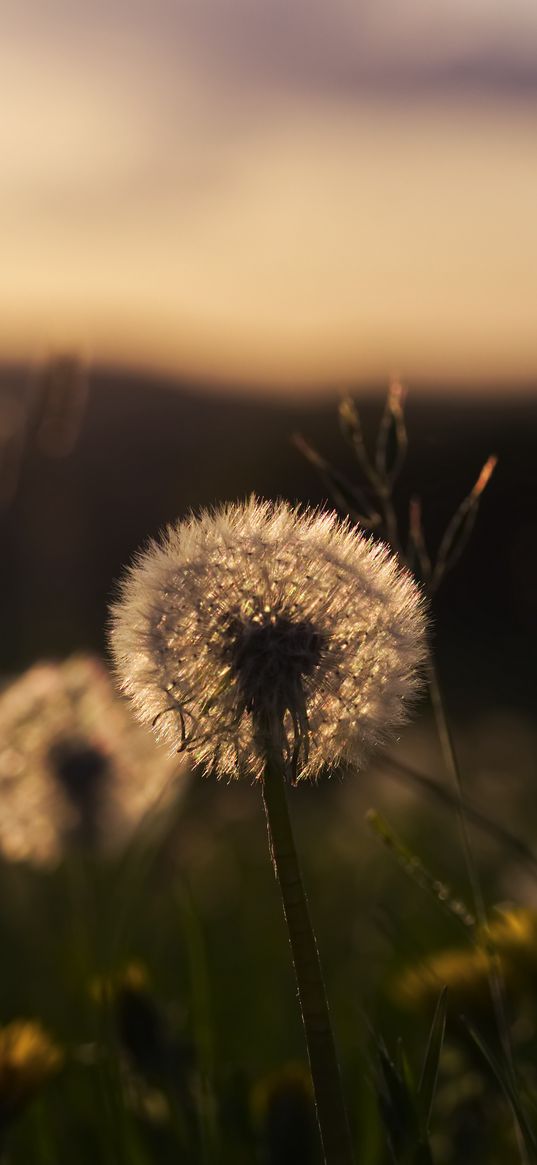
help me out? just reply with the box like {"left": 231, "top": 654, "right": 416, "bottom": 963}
{"left": 4, "top": 0, "right": 537, "bottom": 97}
{"left": 166, "top": 0, "right": 537, "bottom": 95}
{"left": 3, "top": 98, "right": 537, "bottom": 388}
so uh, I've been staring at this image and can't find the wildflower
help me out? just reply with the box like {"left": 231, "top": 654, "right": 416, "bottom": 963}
{"left": 395, "top": 907, "right": 537, "bottom": 1011}
{"left": 0, "top": 655, "right": 186, "bottom": 867}
{"left": 92, "top": 962, "right": 195, "bottom": 1083}
{"left": 0, "top": 1020, "right": 63, "bottom": 1124}
{"left": 92, "top": 962, "right": 169, "bottom": 1077}
{"left": 92, "top": 962, "right": 197, "bottom": 1137}
{"left": 110, "top": 498, "right": 427, "bottom": 780}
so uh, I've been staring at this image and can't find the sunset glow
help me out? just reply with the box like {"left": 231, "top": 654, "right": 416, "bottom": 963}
{"left": 3, "top": 2, "right": 537, "bottom": 391}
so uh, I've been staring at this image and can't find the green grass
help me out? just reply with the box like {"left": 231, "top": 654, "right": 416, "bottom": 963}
{"left": 0, "top": 715, "right": 536, "bottom": 1163}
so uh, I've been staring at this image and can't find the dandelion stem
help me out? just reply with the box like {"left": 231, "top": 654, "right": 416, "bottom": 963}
{"left": 261, "top": 745, "right": 355, "bottom": 1165}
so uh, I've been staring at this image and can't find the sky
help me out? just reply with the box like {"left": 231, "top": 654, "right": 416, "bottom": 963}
{"left": 2, "top": 1, "right": 537, "bottom": 392}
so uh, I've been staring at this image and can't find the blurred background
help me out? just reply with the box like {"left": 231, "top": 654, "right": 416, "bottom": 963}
{"left": 1, "top": 0, "right": 536, "bottom": 688}
{"left": 0, "top": 4, "right": 536, "bottom": 1161}
{"left": 2, "top": 0, "right": 537, "bottom": 389}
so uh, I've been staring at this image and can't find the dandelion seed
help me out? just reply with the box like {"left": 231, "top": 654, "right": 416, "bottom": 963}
{"left": 110, "top": 497, "right": 427, "bottom": 780}
{"left": 0, "top": 655, "right": 185, "bottom": 867}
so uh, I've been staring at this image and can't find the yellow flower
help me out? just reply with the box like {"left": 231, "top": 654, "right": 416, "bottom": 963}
{"left": 396, "top": 907, "right": 537, "bottom": 1010}
{"left": 0, "top": 1021, "right": 63, "bottom": 1121}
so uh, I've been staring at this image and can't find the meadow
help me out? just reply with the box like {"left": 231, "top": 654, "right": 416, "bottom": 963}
{"left": 0, "top": 366, "right": 535, "bottom": 1164}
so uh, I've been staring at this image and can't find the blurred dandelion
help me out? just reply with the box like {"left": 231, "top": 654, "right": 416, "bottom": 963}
{"left": 110, "top": 497, "right": 427, "bottom": 780}
{"left": 0, "top": 655, "right": 185, "bottom": 867}
{"left": 0, "top": 1020, "right": 63, "bottom": 1126}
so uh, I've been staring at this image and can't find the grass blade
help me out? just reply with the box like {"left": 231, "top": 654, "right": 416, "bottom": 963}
{"left": 461, "top": 1016, "right": 537, "bottom": 1161}
{"left": 417, "top": 987, "right": 448, "bottom": 1129}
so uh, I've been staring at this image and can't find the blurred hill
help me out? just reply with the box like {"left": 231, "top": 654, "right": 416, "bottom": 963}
{"left": 0, "top": 364, "right": 535, "bottom": 719}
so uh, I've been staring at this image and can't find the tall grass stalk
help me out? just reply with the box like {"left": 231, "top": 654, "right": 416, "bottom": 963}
{"left": 428, "top": 658, "right": 533, "bottom": 1164}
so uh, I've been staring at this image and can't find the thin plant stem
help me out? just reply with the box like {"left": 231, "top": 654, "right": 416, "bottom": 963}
{"left": 379, "top": 754, "right": 537, "bottom": 880}
{"left": 261, "top": 746, "right": 355, "bottom": 1165}
{"left": 427, "top": 657, "right": 533, "bottom": 1164}
{"left": 377, "top": 486, "right": 401, "bottom": 558}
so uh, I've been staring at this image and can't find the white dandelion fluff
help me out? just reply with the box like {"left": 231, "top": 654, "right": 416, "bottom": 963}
{"left": 110, "top": 498, "right": 428, "bottom": 781}
{"left": 0, "top": 655, "right": 186, "bottom": 867}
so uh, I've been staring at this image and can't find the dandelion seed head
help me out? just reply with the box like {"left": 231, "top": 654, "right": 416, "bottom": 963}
{"left": 0, "top": 655, "right": 185, "bottom": 867}
{"left": 110, "top": 498, "right": 428, "bottom": 779}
